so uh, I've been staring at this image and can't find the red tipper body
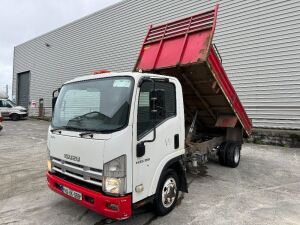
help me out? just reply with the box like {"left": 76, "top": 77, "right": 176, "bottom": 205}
{"left": 134, "top": 5, "right": 252, "bottom": 137}
{"left": 47, "top": 172, "right": 132, "bottom": 220}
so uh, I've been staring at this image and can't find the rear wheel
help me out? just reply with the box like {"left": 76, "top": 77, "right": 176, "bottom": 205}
{"left": 218, "top": 142, "right": 241, "bottom": 168}
{"left": 153, "top": 169, "right": 179, "bottom": 216}
{"left": 226, "top": 143, "right": 241, "bottom": 168}
{"left": 11, "top": 114, "right": 20, "bottom": 121}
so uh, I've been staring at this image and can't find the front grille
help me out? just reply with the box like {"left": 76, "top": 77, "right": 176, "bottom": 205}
{"left": 52, "top": 157, "right": 103, "bottom": 186}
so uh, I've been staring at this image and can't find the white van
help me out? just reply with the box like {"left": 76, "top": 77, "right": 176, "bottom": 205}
{"left": 0, "top": 99, "right": 28, "bottom": 121}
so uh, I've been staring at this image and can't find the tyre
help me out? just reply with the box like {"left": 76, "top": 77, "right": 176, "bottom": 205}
{"left": 11, "top": 114, "right": 20, "bottom": 121}
{"left": 218, "top": 142, "right": 228, "bottom": 166}
{"left": 153, "top": 169, "right": 179, "bottom": 216}
{"left": 225, "top": 143, "right": 241, "bottom": 168}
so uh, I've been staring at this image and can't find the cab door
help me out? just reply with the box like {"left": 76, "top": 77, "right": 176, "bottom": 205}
{"left": 132, "top": 79, "right": 182, "bottom": 203}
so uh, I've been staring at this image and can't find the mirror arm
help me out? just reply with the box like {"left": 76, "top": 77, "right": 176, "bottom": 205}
{"left": 136, "top": 78, "right": 157, "bottom": 158}
{"left": 143, "top": 119, "right": 156, "bottom": 144}
{"left": 144, "top": 78, "right": 156, "bottom": 144}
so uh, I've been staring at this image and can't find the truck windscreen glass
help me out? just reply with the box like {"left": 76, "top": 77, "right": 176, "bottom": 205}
{"left": 52, "top": 76, "right": 134, "bottom": 133}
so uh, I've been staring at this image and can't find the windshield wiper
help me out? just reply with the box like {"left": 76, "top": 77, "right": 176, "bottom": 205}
{"left": 50, "top": 128, "right": 62, "bottom": 134}
{"left": 79, "top": 131, "right": 94, "bottom": 138}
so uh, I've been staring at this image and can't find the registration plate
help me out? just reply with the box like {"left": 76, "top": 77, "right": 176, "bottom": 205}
{"left": 61, "top": 186, "right": 82, "bottom": 200}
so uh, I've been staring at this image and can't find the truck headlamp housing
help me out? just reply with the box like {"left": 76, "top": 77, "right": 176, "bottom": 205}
{"left": 103, "top": 155, "right": 126, "bottom": 196}
{"left": 46, "top": 146, "right": 53, "bottom": 172}
{"left": 47, "top": 160, "right": 52, "bottom": 172}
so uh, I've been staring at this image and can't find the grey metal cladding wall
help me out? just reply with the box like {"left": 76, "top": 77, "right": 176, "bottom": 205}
{"left": 215, "top": 0, "right": 300, "bottom": 129}
{"left": 13, "top": 0, "right": 300, "bottom": 129}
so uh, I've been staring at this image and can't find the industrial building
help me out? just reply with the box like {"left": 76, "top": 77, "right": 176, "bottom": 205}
{"left": 13, "top": 0, "right": 300, "bottom": 129}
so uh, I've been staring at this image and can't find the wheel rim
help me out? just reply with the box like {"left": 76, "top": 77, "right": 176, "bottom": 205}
{"left": 161, "top": 177, "right": 177, "bottom": 208}
{"left": 234, "top": 147, "right": 240, "bottom": 164}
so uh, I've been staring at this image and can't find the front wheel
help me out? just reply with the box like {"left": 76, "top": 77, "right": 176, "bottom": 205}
{"left": 153, "top": 169, "right": 179, "bottom": 216}
{"left": 11, "top": 114, "right": 20, "bottom": 121}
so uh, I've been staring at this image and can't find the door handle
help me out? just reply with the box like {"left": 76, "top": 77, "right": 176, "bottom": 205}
{"left": 174, "top": 134, "right": 179, "bottom": 149}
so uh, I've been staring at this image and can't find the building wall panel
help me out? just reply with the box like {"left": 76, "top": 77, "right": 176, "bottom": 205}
{"left": 13, "top": 0, "right": 300, "bottom": 129}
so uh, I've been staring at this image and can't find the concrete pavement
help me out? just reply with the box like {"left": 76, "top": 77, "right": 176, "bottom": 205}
{"left": 0, "top": 119, "right": 299, "bottom": 225}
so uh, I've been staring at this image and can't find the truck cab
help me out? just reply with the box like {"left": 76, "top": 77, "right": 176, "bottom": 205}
{"left": 47, "top": 72, "right": 187, "bottom": 219}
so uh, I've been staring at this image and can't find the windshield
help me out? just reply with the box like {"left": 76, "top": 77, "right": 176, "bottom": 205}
{"left": 52, "top": 76, "right": 134, "bottom": 133}
{"left": 7, "top": 100, "right": 17, "bottom": 107}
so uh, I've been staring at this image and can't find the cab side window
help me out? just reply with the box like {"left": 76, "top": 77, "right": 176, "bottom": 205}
{"left": 137, "top": 81, "right": 176, "bottom": 140}
{"left": 0, "top": 100, "right": 3, "bottom": 107}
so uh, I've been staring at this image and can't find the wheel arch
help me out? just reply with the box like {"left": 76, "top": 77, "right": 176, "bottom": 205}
{"left": 166, "top": 158, "right": 188, "bottom": 193}
{"left": 149, "top": 154, "right": 188, "bottom": 197}
{"left": 10, "top": 113, "right": 20, "bottom": 120}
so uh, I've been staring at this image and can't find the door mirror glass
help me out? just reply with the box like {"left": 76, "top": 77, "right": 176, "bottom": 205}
{"left": 150, "top": 89, "right": 165, "bottom": 119}
{"left": 52, "top": 88, "right": 60, "bottom": 112}
{"left": 52, "top": 97, "right": 58, "bottom": 111}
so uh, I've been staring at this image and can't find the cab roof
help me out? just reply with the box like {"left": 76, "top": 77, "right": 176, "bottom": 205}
{"left": 64, "top": 72, "right": 174, "bottom": 85}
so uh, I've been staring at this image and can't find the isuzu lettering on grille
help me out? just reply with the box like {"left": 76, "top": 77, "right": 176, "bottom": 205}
{"left": 64, "top": 154, "right": 80, "bottom": 162}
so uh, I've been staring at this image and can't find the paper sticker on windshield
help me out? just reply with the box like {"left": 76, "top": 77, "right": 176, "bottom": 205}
{"left": 113, "top": 79, "right": 131, "bottom": 88}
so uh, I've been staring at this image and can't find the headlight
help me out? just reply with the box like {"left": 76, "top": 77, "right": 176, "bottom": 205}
{"left": 103, "top": 155, "right": 126, "bottom": 196}
{"left": 47, "top": 160, "right": 52, "bottom": 172}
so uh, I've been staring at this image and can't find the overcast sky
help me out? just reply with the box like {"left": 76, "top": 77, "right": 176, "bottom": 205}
{"left": 0, "top": 0, "right": 121, "bottom": 96}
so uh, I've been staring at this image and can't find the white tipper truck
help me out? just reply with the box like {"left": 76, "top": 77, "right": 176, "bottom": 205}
{"left": 46, "top": 6, "right": 252, "bottom": 220}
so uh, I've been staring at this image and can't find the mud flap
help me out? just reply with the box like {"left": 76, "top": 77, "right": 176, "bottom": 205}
{"left": 178, "top": 159, "right": 188, "bottom": 193}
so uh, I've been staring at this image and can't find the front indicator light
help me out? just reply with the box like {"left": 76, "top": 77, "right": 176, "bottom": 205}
{"left": 47, "top": 160, "right": 52, "bottom": 172}
{"left": 106, "top": 202, "right": 119, "bottom": 211}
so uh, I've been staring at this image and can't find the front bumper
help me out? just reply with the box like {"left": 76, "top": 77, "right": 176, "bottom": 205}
{"left": 22, "top": 113, "right": 28, "bottom": 118}
{"left": 20, "top": 113, "right": 28, "bottom": 118}
{"left": 46, "top": 172, "right": 132, "bottom": 220}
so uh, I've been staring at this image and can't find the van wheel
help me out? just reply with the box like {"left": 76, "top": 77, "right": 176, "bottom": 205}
{"left": 153, "top": 169, "right": 179, "bottom": 216}
{"left": 11, "top": 114, "right": 20, "bottom": 121}
{"left": 226, "top": 143, "right": 241, "bottom": 168}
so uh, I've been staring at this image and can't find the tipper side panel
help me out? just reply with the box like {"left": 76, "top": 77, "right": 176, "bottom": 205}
{"left": 134, "top": 5, "right": 252, "bottom": 137}
{"left": 208, "top": 48, "right": 252, "bottom": 136}
{"left": 134, "top": 6, "right": 218, "bottom": 71}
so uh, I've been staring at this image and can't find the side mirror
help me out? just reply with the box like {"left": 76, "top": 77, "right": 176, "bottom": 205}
{"left": 52, "top": 97, "right": 57, "bottom": 111}
{"left": 136, "top": 142, "right": 145, "bottom": 157}
{"left": 52, "top": 88, "right": 60, "bottom": 112}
